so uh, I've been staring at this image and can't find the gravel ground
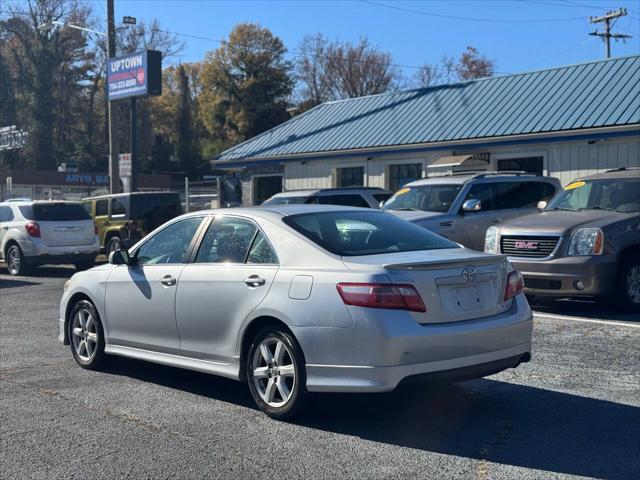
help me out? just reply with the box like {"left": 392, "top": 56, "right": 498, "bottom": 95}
{"left": 1, "top": 266, "right": 639, "bottom": 480}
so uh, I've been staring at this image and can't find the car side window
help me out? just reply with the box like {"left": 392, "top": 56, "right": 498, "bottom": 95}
{"left": 81, "top": 202, "right": 92, "bottom": 215}
{"left": 247, "top": 231, "right": 278, "bottom": 264}
{"left": 195, "top": 217, "right": 258, "bottom": 264}
{"left": 494, "top": 181, "right": 559, "bottom": 209}
{"left": 110, "top": 198, "right": 126, "bottom": 217}
{"left": 135, "top": 217, "right": 203, "bottom": 265}
{"left": 464, "top": 184, "right": 497, "bottom": 211}
{"left": 95, "top": 200, "right": 108, "bottom": 216}
{"left": 0, "top": 206, "right": 14, "bottom": 222}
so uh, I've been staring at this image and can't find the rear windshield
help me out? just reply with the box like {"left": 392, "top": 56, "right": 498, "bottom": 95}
{"left": 19, "top": 203, "right": 91, "bottom": 221}
{"left": 283, "top": 210, "right": 458, "bottom": 256}
{"left": 262, "top": 196, "right": 308, "bottom": 205}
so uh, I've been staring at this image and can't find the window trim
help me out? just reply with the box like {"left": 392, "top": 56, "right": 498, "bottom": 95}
{"left": 190, "top": 214, "right": 280, "bottom": 266}
{"left": 130, "top": 215, "right": 207, "bottom": 266}
{"left": 332, "top": 163, "right": 366, "bottom": 188}
{"left": 385, "top": 162, "right": 424, "bottom": 191}
{"left": 493, "top": 151, "right": 547, "bottom": 176}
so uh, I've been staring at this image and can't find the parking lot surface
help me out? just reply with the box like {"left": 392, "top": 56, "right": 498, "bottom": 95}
{"left": 1, "top": 266, "right": 639, "bottom": 480}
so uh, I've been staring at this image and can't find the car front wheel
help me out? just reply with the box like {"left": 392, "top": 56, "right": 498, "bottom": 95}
{"left": 68, "top": 299, "right": 106, "bottom": 369}
{"left": 617, "top": 254, "right": 640, "bottom": 313}
{"left": 246, "top": 327, "right": 305, "bottom": 420}
{"left": 106, "top": 236, "right": 122, "bottom": 255}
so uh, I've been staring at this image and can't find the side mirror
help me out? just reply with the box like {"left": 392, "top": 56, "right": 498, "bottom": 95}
{"left": 537, "top": 200, "right": 548, "bottom": 210}
{"left": 108, "top": 249, "right": 130, "bottom": 265}
{"left": 462, "top": 199, "right": 482, "bottom": 212}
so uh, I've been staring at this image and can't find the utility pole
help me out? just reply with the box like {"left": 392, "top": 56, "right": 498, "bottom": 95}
{"left": 106, "top": 0, "right": 121, "bottom": 193}
{"left": 589, "top": 8, "right": 632, "bottom": 59}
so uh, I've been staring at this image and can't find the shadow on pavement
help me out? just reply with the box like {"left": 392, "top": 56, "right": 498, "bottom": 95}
{"left": 531, "top": 297, "right": 640, "bottom": 321}
{"left": 0, "top": 278, "right": 41, "bottom": 288}
{"left": 102, "top": 357, "right": 639, "bottom": 479}
{"left": 0, "top": 265, "right": 76, "bottom": 279}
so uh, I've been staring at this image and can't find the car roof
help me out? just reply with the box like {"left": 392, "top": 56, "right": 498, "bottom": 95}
{"left": 404, "top": 171, "right": 555, "bottom": 187}
{"left": 0, "top": 200, "right": 81, "bottom": 206}
{"left": 83, "top": 191, "right": 178, "bottom": 201}
{"left": 580, "top": 167, "right": 640, "bottom": 181}
{"left": 180, "top": 204, "right": 367, "bottom": 220}
{"left": 272, "top": 187, "right": 390, "bottom": 197}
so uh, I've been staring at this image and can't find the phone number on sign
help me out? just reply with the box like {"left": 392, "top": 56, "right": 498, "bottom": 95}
{"left": 110, "top": 78, "right": 140, "bottom": 90}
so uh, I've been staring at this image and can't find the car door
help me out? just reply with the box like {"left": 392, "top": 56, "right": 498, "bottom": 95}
{"left": 104, "top": 216, "right": 204, "bottom": 354}
{"left": 175, "top": 216, "right": 279, "bottom": 362}
{"left": 453, "top": 183, "right": 501, "bottom": 250}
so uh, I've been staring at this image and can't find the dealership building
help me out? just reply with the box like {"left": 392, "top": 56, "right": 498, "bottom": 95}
{"left": 213, "top": 55, "right": 640, "bottom": 206}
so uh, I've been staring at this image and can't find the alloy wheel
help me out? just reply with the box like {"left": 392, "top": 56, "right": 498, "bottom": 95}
{"left": 626, "top": 265, "right": 640, "bottom": 305}
{"left": 251, "top": 337, "right": 296, "bottom": 408}
{"left": 7, "top": 246, "right": 21, "bottom": 275}
{"left": 71, "top": 307, "right": 99, "bottom": 362}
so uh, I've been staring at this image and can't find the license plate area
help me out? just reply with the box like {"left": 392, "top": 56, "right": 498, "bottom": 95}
{"left": 436, "top": 272, "right": 497, "bottom": 314}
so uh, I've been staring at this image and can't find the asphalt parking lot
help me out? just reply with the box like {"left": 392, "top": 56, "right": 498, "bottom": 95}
{"left": 1, "top": 266, "right": 639, "bottom": 480}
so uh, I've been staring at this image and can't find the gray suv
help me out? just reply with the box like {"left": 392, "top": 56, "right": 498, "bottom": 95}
{"left": 384, "top": 172, "right": 560, "bottom": 251}
{"left": 485, "top": 167, "right": 640, "bottom": 312}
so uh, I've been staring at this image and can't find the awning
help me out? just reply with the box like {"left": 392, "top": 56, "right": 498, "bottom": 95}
{"left": 428, "top": 153, "right": 489, "bottom": 169}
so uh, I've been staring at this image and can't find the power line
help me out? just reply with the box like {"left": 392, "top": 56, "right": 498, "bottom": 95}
{"left": 589, "top": 8, "right": 633, "bottom": 58}
{"left": 361, "top": 0, "right": 586, "bottom": 23}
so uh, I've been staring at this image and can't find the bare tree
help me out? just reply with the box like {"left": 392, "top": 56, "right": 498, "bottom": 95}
{"left": 456, "top": 46, "right": 494, "bottom": 81}
{"left": 296, "top": 34, "right": 400, "bottom": 105}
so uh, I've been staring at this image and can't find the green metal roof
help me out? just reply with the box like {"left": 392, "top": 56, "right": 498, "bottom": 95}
{"left": 216, "top": 56, "right": 640, "bottom": 163}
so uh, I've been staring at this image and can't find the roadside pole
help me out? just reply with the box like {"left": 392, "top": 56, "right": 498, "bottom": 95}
{"left": 130, "top": 97, "right": 137, "bottom": 192}
{"left": 107, "top": 0, "right": 121, "bottom": 194}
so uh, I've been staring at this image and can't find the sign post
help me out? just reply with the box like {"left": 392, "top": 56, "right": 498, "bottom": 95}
{"left": 107, "top": 50, "right": 162, "bottom": 193}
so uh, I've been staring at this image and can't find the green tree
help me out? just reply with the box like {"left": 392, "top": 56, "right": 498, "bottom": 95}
{"left": 200, "top": 23, "right": 293, "bottom": 147}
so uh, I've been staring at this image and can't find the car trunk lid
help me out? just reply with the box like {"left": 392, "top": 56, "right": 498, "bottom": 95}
{"left": 38, "top": 220, "right": 96, "bottom": 246}
{"left": 343, "top": 249, "right": 512, "bottom": 323}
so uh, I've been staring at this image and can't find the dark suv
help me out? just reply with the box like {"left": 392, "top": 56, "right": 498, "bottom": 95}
{"left": 82, "top": 192, "right": 182, "bottom": 254}
{"left": 384, "top": 172, "right": 560, "bottom": 251}
{"left": 485, "top": 167, "right": 640, "bottom": 312}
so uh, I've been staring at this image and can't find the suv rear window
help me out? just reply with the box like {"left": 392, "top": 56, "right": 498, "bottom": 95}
{"left": 19, "top": 203, "right": 91, "bottom": 221}
{"left": 309, "top": 194, "right": 370, "bottom": 208}
{"left": 284, "top": 210, "right": 458, "bottom": 256}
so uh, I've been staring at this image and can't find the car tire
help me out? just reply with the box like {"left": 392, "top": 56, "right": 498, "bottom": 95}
{"left": 616, "top": 254, "right": 640, "bottom": 313}
{"left": 106, "top": 236, "right": 122, "bottom": 255}
{"left": 68, "top": 299, "right": 107, "bottom": 370}
{"left": 246, "top": 327, "right": 306, "bottom": 420}
{"left": 74, "top": 260, "right": 95, "bottom": 271}
{"left": 5, "top": 244, "right": 29, "bottom": 276}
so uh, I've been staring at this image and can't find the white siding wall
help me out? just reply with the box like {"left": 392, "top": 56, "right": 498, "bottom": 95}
{"left": 282, "top": 135, "right": 640, "bottom": 191}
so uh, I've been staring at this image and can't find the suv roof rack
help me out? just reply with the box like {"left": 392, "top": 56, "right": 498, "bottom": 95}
{"left": 472, "top": 171, "right": 540, "bottom": 178}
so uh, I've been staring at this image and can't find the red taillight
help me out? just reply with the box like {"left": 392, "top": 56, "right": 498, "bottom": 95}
{"left": 336, "top": 283, "right": 426, "bottom": 313}
{"left": 25, "top": 222, "right": 41, "bottom": 237}
{"left": 504, "top": 271, "right": 524, "bottom": 301}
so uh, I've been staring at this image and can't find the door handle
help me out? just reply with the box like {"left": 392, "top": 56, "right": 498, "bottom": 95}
{"left": 243, "top": 275, "right": 266, "bottom": 287}
{"left": 160, "top": 275, "right": 176, "bottom": 286}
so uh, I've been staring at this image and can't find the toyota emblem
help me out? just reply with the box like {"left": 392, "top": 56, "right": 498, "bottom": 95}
{"left": 462, "top": 267, "right": 476, "bottom": 282}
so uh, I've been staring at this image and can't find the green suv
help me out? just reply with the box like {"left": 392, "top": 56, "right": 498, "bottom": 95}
{"left": 82, "top": 192, "right": 182, "bottom": 255}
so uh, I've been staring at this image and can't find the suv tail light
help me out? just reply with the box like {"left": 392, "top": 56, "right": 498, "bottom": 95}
{"left": 504, "top": 271, "right": 524, "bottom": 301}
{"left": 25, "top": 222, "right": 41, "bottom": 237}
{"left": 336, "top": 283, "right": 426, "bottom": 312}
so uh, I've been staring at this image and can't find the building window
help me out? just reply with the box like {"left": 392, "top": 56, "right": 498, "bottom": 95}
{"left": 388, "top": 163, "right": 422, "bottom": 191}
{"left": 253, "top": 175, "right": 283, "bottom": 205}
{"left": 497, "top": 156, "right": 543, "bottom": 175}
{"left": 336, "top": 166, "right": 364, "bottom": 187}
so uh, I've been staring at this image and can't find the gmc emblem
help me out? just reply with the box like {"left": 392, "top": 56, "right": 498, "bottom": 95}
{"left": 515, "top": 241, "right": 538, "bottom": 250}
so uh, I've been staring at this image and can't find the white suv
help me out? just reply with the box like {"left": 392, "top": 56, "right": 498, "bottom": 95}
{"left": 0, "top": 200, "right": 99, "bottom": 276}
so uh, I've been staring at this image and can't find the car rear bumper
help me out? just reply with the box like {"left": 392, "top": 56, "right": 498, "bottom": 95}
{"left": 509, "top": 255, "right": 617, "bottom": 298}
{"left": 299, "top": 294, "right": 533, "bottom": 393}
{"left": 22, "top": 238, "right": 99, "bottom": 265}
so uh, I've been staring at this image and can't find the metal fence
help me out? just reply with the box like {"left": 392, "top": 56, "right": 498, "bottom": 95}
{"left": 182, "top": 177, "right": 221, "bottom": 213}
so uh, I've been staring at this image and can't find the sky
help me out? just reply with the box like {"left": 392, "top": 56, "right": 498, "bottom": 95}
{"left": 90, "top": 0, "right": 640, "bottom": 79}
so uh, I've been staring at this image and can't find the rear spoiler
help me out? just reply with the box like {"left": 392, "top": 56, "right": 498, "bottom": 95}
{"left": 384, "top": 254, "right": 506, "bottom": 271}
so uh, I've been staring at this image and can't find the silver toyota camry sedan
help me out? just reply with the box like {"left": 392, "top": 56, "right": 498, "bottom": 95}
{"left": 59, "top": 205, "right": 533, "bottom": 419}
